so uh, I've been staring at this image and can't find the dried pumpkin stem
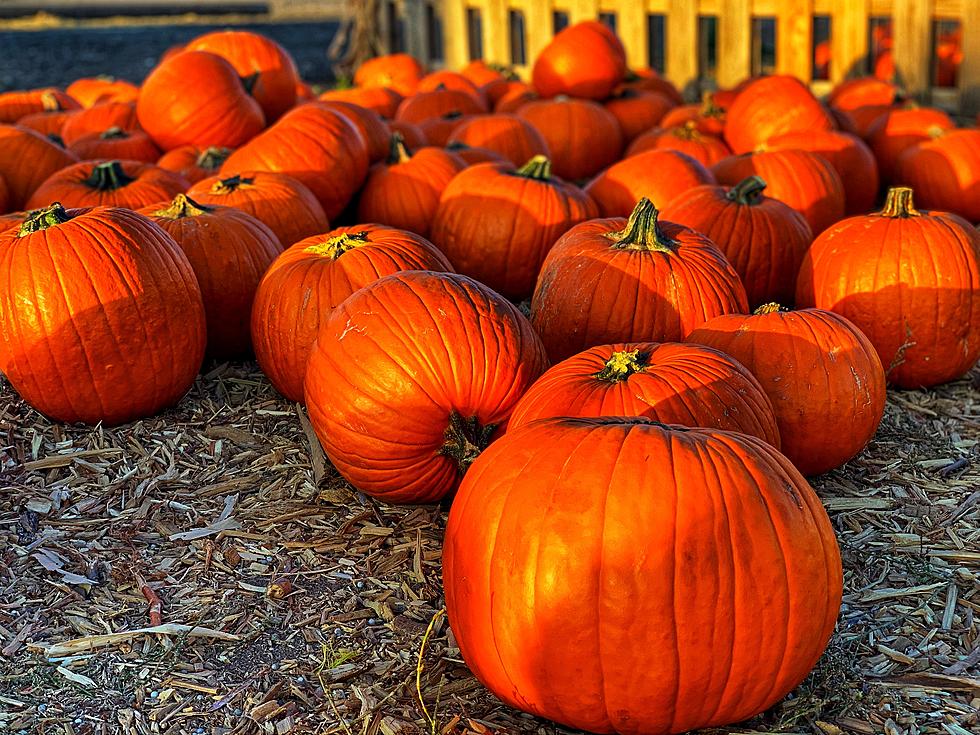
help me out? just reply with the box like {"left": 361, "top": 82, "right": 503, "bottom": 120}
{"left": 753, "top": 302, "right": 790, "bottom": 315}
{"left": 607, "top": 198, "right": 677, "bottom": 252}
{"left": 439, "top": 412, "right": 497, "bottom": 475}
{"left": 196, "top": 147, "right": 231, "bottom": 171}
{"left": 84, "top": 161, "right": 134, "bottom": 191}
{"left": 211, "top": 174, "right": 253, "bottom": 194}
{"left": 594, "top": 349, "right": 650, "bottom": 382}
{"left": 18, "top": 203, "right": 72, "bottom": 236}
{"left": 152, "top": 193, "right": 213, "bottom": 219}
{"left": 100, "top": 126, "right": 127, "bottom": 140}
{"left": 728, "top": 176, "right": 768, "bottom": 205}
{"left": 515, "top": 155, "right": 552, "bottom": 181}
{"left": 388, "top": 132, "right": 412, "bottom": 165}
{"left": 879, "top": 187, "right": 920, "bottom": 218}
{"left": 675, "top": 121, "right": 701, "bottom": 140}
{"left": 306, "top": 231, "right": 370, "bottom": 259}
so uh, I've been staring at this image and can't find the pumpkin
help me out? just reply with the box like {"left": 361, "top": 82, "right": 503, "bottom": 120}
{"left": 895, "top": 129, "right": 980, "bottom": 223}
{"left": 444, "top": 141, "right": 507, "bottom": 166}
{"left": 387, "top": 119, "right": 427, "bottom": 149}
{"left": 711, "top": 150, "right": 845, "bottom": 235}
{"left": 303, "top": 270, "right": 547, "bottom": 503}
{"left": 137, "top": 51, "right": 265, "bottom": 151}
{"left": 395, "top": 87, "right": 486, "bottom": 124}
{"left": 431, "top": 156, "right": 598, "bottom": 300}
{"left": 357, "top": 134, "right": 466, "bottom": 237}
{"left": 0, "top": 175, "right": 9, "bottom": 215}
{"left": 0, "top": 210, "right": 22, "bottom": 232}
{"left": 661, "top": 177, "right": 812, "bottom": 307}
{"left": 0, "top": 88, "right": 79, "bottom": 124}
{"left": 187, "top": 170, "right": 328, "bottom": 248}
{"left": 418, "top": 113, "right": 472, "bottom": 147}
{"left": 220, "top": 102, "right": 369, "bottom": 219}
{"left": 354, "top": 53, "right": 425, "bottom": 97}
{"left": 723, "top": 75, "right": 836, "bottom": 153}
{"left": 157, "top": 145, "right": 232, "bottom": 184}
{"left": 0, "top": 125, "right": 79, "bottom": 209}
{"left": 866, "top": 106, "right": 954, "bottom": 184}
{"left": 796, "top": 187, "right": 980, "bottom": 388}
{"left": 445, "top": 114, "right": 549, "bottom": 167}
{"left": 0, "top": 204, "right": 206, "bottom": 425}
{"left": 660, "top": 94, "right": 726, "bottom": 136}
{"left": 315, "top": 100, "right": 389, "bottom": 163}
{"left": 461, "top": 60, "right": 510, "bottom": 87}
{"left": 531, "top": 198, "right": 748, "bottom": 361}
{"left": 689, "top": 304, "right": 885, "bottom": 474}
{"left": 66, "top": 76, "right": 140, "bottom": 107}
{"left": 444, "top": 416, "right": 842, "bottom": 735}
{"left": 826, "top": 77, "right": 898, "bottom": 138}
{"left": 319, "top": 86, "right": 403, "bottom": 118}
{"left": 68, "top": 127, "right": 161, "bottom": 163}
{"left": 416, "top": 71, "right": 489, "bottom": 109}
{"left": 139, "top": 194, "right": 282, "bottom": 358}
{"left": 494, "top": 83, "right": 537, "bottom": 113}
{"left": 603, "top": 89, "right": 674, "bottom": 142}
{"left": 585, "top": 149, "right": 716, "bottom": 218}
{"left": 508, "top": 341, "right": 780, "bottom": 446}
{"left": 532, "top": 21, "right": 626, "bottom": 100}
{"left": 185, "top": 30, "right": 299, "bottom": 122}
{"left": 252, "top": 225, "right": 453, "bottom": 402}
{"left": 622, "top": 68, "right": 685, "bottom": 105}
{"left": 26, "top": 160, "right": 188, "bottom": 210}
{"left": 61, "top": 101, "right": 140, "bottom": 145}
{"left": 763, "top": 130, "right": 879, "bottom": 215}
{"left": 626, "top": 123, "right": 732, "bottom": 167}
{"left": 17, "top": 109, "right": 78, "bottom": 138}
{"left": 515, "top": 97, "right": 623, "bottom": 181}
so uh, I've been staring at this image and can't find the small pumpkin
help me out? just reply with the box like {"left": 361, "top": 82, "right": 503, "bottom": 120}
{"left": 157, "top": 145, "right": 233, "bottom": 184}
{"left": 626, "top": 123, "right": 732, "bottom": 167}
{"left": 532, "top": 21, "right": 626, "bottom": 100}
{"left": 67, "top": 76, "right": 140, "bottom": 107}
{"left": 0, "top": 88, "right": 79, "bottom": 124}
{"left": 17, "top": 109, "right": 78, "bottom": 138}
{"left": 723, "top": 75, "right": 836, "bottom": 153}
{"left": 416, "top": 71, "right": 489, "bottom": 109}
{"left": 417, "top": 112, "right": 473, "bottom": 147}
{"left": 895, "top": 129, "right": 980, "bottom": 223}
{"left": 26, "top": 159, "right": 189, "bottom": 210}
{"left": 659, "top": 94, "right": 726, "bottom": 135}
{"left": 354, "top": 53, "right": 424, "bottom": 96}
{"left": 316, "top": 99, "right": 390, "bottom": 163}
{"left": 61, "top": 101, "right": 140, "bottom": 145}
{"left": 603, "top": 88, "right": 675, "bottom": 143}
{"left": 318, "top": 86, "right": 403, "bottom": 119}
{"left": 395, "top": 87, "right": 486, "bottom": 124}
{"left": 445, "top": 114, "right": 549, "bottom": 167}
{"left": 621, "top": 68, "right": 685, "bottom": 105}
{"left": 826, "top": 77, "right": 898, "bottom": 138}
{"left": 866, "top": 105, "right": 954, "bottom": 184}
{"left": 68, "top": 127, "right": 161, "bottom": 163}
{"left": 0, "top": 125, "right": 78, "bottom": 209}
{"left": 387, "top": 119, "right": 427, "bottom": 149}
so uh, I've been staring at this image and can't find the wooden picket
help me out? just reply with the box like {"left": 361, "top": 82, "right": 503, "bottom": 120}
{"left": 387, "top": 0, "right": 980, "bottom": 114}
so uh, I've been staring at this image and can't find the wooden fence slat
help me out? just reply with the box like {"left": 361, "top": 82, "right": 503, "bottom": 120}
{"left": 778, "top": 0, "right": 813, "bottom": 81}
{"left": 619, "top": 0, "right": 648, "bottom": 69}
{"left": 523, "top": 0, "right": 554, "bottom": 65}
{"left": 893, "top": 0, "right": 933, "bottom": 99}
{"left": 442, "top": 0, "right": 468, "bottom": 69}
{"left": 830, "top": 0, "right": 869, "bottom": 83}
{"left": 402, "top": 0, "right": 429, "bottom": 62}
{"left": 960, "top": 5, "right": 980, "bottom": 116}
{"left": 482, "top": 0, "right": 510, "bottom": 64}
{"left": 666, "top": 0, "right": 699, "bottom": 95}
{"left": 569, "top": 0, "right": 600, "bottom": 23}
{"left": 717, "top": 0, "right": 751, "bottom": 87}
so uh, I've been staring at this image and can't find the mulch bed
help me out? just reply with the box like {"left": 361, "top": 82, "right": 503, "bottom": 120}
{"left": 0, "top": 362, "right": 978, "bottom": 735}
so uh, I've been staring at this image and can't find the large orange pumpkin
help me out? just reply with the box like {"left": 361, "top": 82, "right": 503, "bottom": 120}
{"left": 137, "top": 51, "right": 265, "bottom": 151}
{"left": 444, "top": 416, "right": 842, "bottom": 735}
{"left": 531, "top": 198, "right": 748, "bottom": 361}
{"left": 826, "top": 77, "right": 898, "bottom": 138}
{"left": 895, "top": 129, "right": 980, "bottom": 223}
{"left": 661, "top": 176, "right": 812, "bottom": 307}
{"left": 626, "top": 123, "right": 732, "bottom": 168}
{"left": 445, "top": 114, "right": 549, "bottom": 167}
{"left": 0, "top": 204, "right": 206, "bottom": 425}
{"left": 796, "top": 187, "right": 980, "bottom": 388}
{"left": 508, "top": 341, "right": 780, "bottom": 446}
{"left": 431, "top": 156, "right": 598, "bottom": 300}
{"left": 316, "top": 100, "right": 390, "bottom": 163}
{"left": 252, "top": 225, "right": 453, "bottom": 402}
{"left": 0, "top": 125, "right": 78, "bottom": 209}
{"left": 395, "top": 87, "right": 485, "bottom": 124}
{"left": 304, "top": 270, "right": 548, "bottom": 503}
{"left": 354, "top": 53, "right": 424, "bottom": 97}
{"left": 688, "top": 304, "right": 886, "bottom": 475}
{"left": 68, "top": 127, "right": 161, "bottom": 163}
{"left": 532, "top": 21, "right": 626, "bottom": 100}
{"left": 157, "top": 145, "right": 232, "bottom": 184}
{"left": 603, "top": 89, "right": 674, "bottom": 143}
{"left": 866, "top": 106, "right": 954, "bottom": 184}
{"left": 26, "top": 159, "right": 188, "bottom": 210}
{"left": 61, "top": 101, "right": 140, "bottom": 145}
{"left": 723, "top": 75, "right": 836, "bottom": 153}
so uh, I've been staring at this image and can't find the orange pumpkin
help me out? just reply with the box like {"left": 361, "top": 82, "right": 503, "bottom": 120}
{"left": 532, "top": 21, "right": 626, "bottom": 100}
{"left": 445, "top": 114, "right": 549, "bottom": 167}
{"left": 16, "top": 109, "right": 78, "bottom": 138}
{"left": 319, "top": 86, "right": 403, "bottom": 119}
{"left": 0, "top": 125, "right": 78, "bottom": 209}
{"left": 417, "top": 112, "right": 473, "bottom": 146}
{"left": 68, "top": 127, "right": 161, "bottom": 163}
{"left": 395, "top": 87, "right": 486, "bottom": 124}
{"left": 67, "top": 76, "right": 140, "bottom": 107}
{"left": 603, "top": 89, "right": 675, "bottom": 142}
{"left": 660, "top": 95, "right": 727, "bottom": 136}
{"left": 316, "top": 100, "right": 390, "bottom": 163}
{"left": 0, "top": 88, "right": 79, "bottom": 124}
{"left": 61, "top": 101, "right": 140, "bottom": 145}
{"left": 416, "top": 71, "right": 489, "bottom": 109}
{"left": 26, "top": 159, "right": 188, "bottom": 210}
{"left": 354, "top": 53, "right": 425, "bottom": 97}
{"left": 895, "top": 129, "right": 980, "bottom": 223}
{"left": 156, "top": 145, "right": 233, "bottom": 184}
{"left": 866, "top": 105, "right": 954, "bottom": 184}
{"left": 626, "top": 123, "right": 732, "bottom": 168}
{"left": 723, "top": 75, "right": 836, "bottom": 153}
{"left": 826, "top": 77, "right": 898, "bottom": 139}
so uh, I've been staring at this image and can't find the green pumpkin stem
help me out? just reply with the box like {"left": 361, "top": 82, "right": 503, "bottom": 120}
{"left": 211, "top": 174, "right": 253, "bottom": 194}
{"left": 879, "top": 187, "right": 920, "bottom": 218}
{"left": 84, "top": 161, "right": 134, "bottom": 191}
{"left": 728, "top": 176, "right": 768, "bottom": 205}
{"left": 305, "top": 231, "right": 370, "bottom": 259}
{"left": 439, "top": 411, "right": 497, "bottom": 475}
{"left": 754, "top": 302, "right": 790, "bottom": 315}
{"left": 607, "top": 198, "right": 677, "bottom": 253}
{"left": 594, "top": 349, "right": 650, "bottom": 382}
{"left": 152, "top": 193, "right": 213, "bottom": 219}
{"left": 18, "top": 203, "right": 72, "bottom": 236}
{"left": 196, "top": 147, "right": 231, "bottom": 171}
{"left": 388, "top": 132, "right": 412, "bottom": 164}
{"left": 700, "top": 92, "right": 725, "bottom": 119}
{"left": 675, "top": 121, "right": 701, "bottom": 140}
{"left": 100, "top": 126, "right": 127, "bottom": 140}
{"left": 515, "top": 155, "right": 552, "bottom": 181}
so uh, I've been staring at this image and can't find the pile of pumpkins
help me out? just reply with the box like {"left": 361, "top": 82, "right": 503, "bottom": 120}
{"left": 1, "top": 20, "right": 979, "bottom": 735}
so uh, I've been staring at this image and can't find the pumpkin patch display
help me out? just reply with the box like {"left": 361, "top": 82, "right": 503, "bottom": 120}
{"left": 304, "top": 270, "right": 547, "bottom": 503}
{"left": 531, "top": 198, "right": 748, "bottom": 361}
{"left": 444, "top": 416, "right": 842, "bottom": 735}
{"left": 26, "top": 159, "right": 189, "bottom": 210}
{"left": 0, "top": 204, "right": 206, "bottom": 424}
{"left": 252, "top": 224, "right": 453, "bottom": 402}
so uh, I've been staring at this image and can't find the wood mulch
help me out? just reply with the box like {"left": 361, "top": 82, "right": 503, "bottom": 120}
{"left": 0, "top": 362, "right": 978, "bottom": 735}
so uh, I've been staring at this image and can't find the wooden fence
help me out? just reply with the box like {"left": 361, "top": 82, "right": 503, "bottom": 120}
{"left": 385, "top": 0, "right": 980, "bottom": 114}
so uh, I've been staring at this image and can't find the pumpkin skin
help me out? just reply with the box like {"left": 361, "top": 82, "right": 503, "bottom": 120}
{"left": 188, "top": 170, "right": 328, "bottom": 248}
{"left": 711, "top": 150, "right": 845, "bottom": 236}
{"left": 660, "top": 95, "right": 726, "bottom": 136}
{"left": 418, "top": 113, "right": 472, "bottom": 147}
{"left": 723, "top": 75, "right": 836, "bottom": 153}
{"left": 508, "top": 341, "right": 780, "bottom": 447}
{"left": 461, "top": 59, "right": 508, "bottom": 88}
{"left": 303, "top": 270, "right": 548, "bottom": 504}
{"left": 357, "top": 135, "right": 466, "bottom": 237}
{"left": 895, "top": 129, "right": 980, "bottom": 223}
{"left": 515, "top": 98, "right": 623, "bottom": 181}
{"left": 0, "top": 175, "right": 9, "bottom": 215}
{"left": 0, "top": 204, "right": 206, "bottom": 425}
{"left": 319, "top": 86, "right": 403, "bottom": 119}
{"left": 68, "top": 127, "right": 161, "bottom": 163}
{"left": 431, "top": 156, "right": 599, "bottom": 300}
{"left": 531, "top": 198, "right": 749, "bottom": 362}
{"left": 0, "top": 88, "right": 79, "bottom": 124}
{"left": 826, "top": 77, "right": 898, "bottom": 138}
{"left": 622, "top": 70, "right": 685, "bottom": 106}
{"left": 866, "top": 106, "right": 954, "bottom": 184}
{"left": 445, "top": 114, "right": 549, "bottom": 167}
{"left": 585, "top": 149, "right": 716, "bottom": 217}
{"left": 0, "top": 125, "right": 78, "bottom": 209}
{"left": 395, "top": 87, "right": 486, "bottom": 124}
{"left": 387, "top": 119, "right": 427, "bottom": 149}
{"left": 494, "top": 84, "right": 538, "bottom": 113}
{"left": 603, "top": 89, "right": 674, "bottom": 143}
{"left": 626, "top": 123, "right": 732, "bottom": 167}
{"left": 137, "top": 51, "right": 265, "bottom": 151}
{"left": 417, "top": 71, "right": 489, "bottom": 108}
{"left": 66, "top": 76, "right": 140, "bottom": 107}
{"left": 532, "top": 21, "right": 626, "bottom": 100}
{"left": 157, "top": 145, "right": 232, "bottom": 184}
{"left": 252, "top": 225, "right": 453, "bottom": 402}
{"left": 220, "top": 102, "right": 370, "bottom": 219}
{"left": 796, "top": 187, "right": 980, "bottom": 388}
{"left": 354, "top": 53, "right": 425, "bottom": 97}
{"left": 688, "top": 305, "right": 885, "bottom": 475}
{"left": 444, "top": 416, "right": 842, "bottom": 735}
{"left": 661, "top": 177, "right": 812, "bottom": 307}
{"left": 26, "top": 159, "right": 189, "bottom": 210}
{"left": 185, "top": 30, "right": 299, "bottom": 122}
{"left": 316, "top": 100, "right": 390, "bottom": 163}
{"left": 61, "top": 101, "right": 140, "bottom": 145}
{"left": 444, "top": 141, "right": 507, "bottom": 166}
{"left": 17, "top": 109, "right": 78, "bottom": 138}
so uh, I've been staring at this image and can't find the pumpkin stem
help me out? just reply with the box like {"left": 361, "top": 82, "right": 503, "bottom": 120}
{"left": 18, "top": 203, "right": 72, "bottom": 236}
{"left": 305, "top": 231, "right": 370, "bottom": 259}
{"left": 151, "top": 193, "right": 213, "bottom": 219}
{"left": 439, "top": 411, "right": 497, "bottom": 476}
{"left": 606, "top": 198, "right": 677, "bottom": 253}
{"left": 727, "top": 176, "right": 768, "bottom": 205}
{"left": 753, "top": 302, "right": 790, "bottom": 315}
{"left": 515, "top": 155, "right": 551, "bottom": 181}
{"left": 700, "top": 92, "right": 725, "bottom": 119}
{"left": 99, "top": 126, "right": 127, "bottom": 140}
{"left": 388, "top": 132, "right": 412, "bottom": 164}
{"left": 442, "top": 110, "right": 464, "bottom": 121}
{"left": 211, "top": 174, "right": 253, "bottom": 194}
{"left": 48, "top": 133, "right": 66, "bottom": 148}
{"left": 674, "top": 121, "right": 701, "bottom": 140}
{"left": 594, "top": 349, "right": 650, "bottom": 382}
{"left": 879, "top": 187, "right": 920, "bottom": 218}
{"left": 241, "top": 71, "right": 260, "bottom": 95}
{"left": 84, "top": 160, "right": 134, "bottom": 191}
{"left": 196, "top": 147, "right": 231, "bottom": 171}
{"left": 40, "top": 90, "right": 64, "bottom": 112}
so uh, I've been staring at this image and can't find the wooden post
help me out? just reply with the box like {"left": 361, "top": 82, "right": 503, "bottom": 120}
{"left": 618, "top": 0, "right": 647, "bottom": 70}
{"left": 830, "top": 0, "right": 869, "bottom": 83}
{"left": 523, "top": 0, "right": 554, "bottom": 65}
{"left": 402, "top": 0, "right": 430, "bottom": 63}
{"left": 778, "top": 0, "right": 813, "bottom": 82}
{"left": 893, "top": 0, "right": 933, "bottom": 100}
{"left": 717, "top": 0, "right": 751, "bottom": 88}
{"left": 666, "top": 0, "right": 698, "bottom": 96}
{"left": 569, "top": 0, "right": 600, "bottom": 24}
{"left": 483, "top": 0, "right": 510, "bottom": 64}
{"left": 442, "top": 0, "right": 468, "bottom": 69}
{"left": 958, "top": 6, "right": 980, "bottom": 116}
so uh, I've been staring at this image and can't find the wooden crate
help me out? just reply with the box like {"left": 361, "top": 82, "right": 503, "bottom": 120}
{"left": 386, "top": 0, "right": 980, "bottom": 115}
